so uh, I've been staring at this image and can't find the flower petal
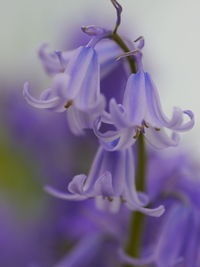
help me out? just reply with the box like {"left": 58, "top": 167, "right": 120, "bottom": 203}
{"left": 23, "top": 82, "right": 63, "bottom": 111}
{"left": 122, "top": 72, "right": 146, "bottom": 125}
{"left": 93, "top": 171, "right": 115, "bottom": 196}
{"left": 68, "top": 175, "right": 87, "bottom": 194}
{"left": 44, "top": 185, "right": 87, "bottom": 201}
{"left": 145, "top": 128, "right": 180, "bottom": 149}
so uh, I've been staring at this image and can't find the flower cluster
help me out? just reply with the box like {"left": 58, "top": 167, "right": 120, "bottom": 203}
{"left": 23, "top": 0, "right": 194, "bottom": 221}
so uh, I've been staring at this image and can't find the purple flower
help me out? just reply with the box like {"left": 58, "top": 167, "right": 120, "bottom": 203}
{"left": 120, "top": 201, "right": 200, "bottom": 267}
{"left": 23, "top": 44, "right": 105, "bottom": 135}
{"left": 95, "top": 71, "right": 194, "bottom": 150}
{"left": 45, "top": 146, "right": 164, "bottom": 217}
{"left": 120, "top": 149, "right": 200, "bottom": 267}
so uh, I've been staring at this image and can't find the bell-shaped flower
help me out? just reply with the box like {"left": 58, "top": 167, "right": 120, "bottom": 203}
{"left": 94, "top": 71, "right": 194, "bottom": 150}
{"left": 45, "top": 146, "right": 165, "bottom": 217}
{"left": 23, "top": 45, "right": 105, "bottom": 135}
{"left": 120, "top": 202, "right": 200, "bottom": 267}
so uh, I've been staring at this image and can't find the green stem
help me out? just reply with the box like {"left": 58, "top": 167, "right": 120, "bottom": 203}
{"left": 124, "top": 134, "right": 146, "bottom": 267}
{"left": 109, "top": 33, "right": 147, "bottom": 267}
{"left": 110, "top": 33, "right": 137, "bottom": 73}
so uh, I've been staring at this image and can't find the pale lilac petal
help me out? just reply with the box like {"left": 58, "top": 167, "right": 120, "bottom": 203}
{"left": 109, "top": 197, "right": 121, "bottom": 213}
{"left": 38, "top": 43, "right": 63, "bottom": 75}
{"left": 74, "top": 49, "right": 101, "bottom": 110}
{"left": 93, "top": 119, "right": 136, "bottom": 151}
{"left": 23, "top": 82, "right": 63, "bottom": 111}
{"left": 44, "top": 185, "right": 87, "bottom": 201}
{"left": 144, "top": 72, "right": 170, "bottom": 127}
{"left": 126, "top": 202, "right": 165, "bottom": 217}
{"left": 170, "top": 110, "right": 194, "bottom": 132}
{"left": 83, "top": 147, "right": 105, "bottom": 191}
{"left": 93, "top": 172, "right": 115, "bottom": 196}
{"left": 123, "top": 72, "right": 146, "bottom": 125}
{"left": 66, "top": 107, "right": 86, "bottom": 135}
{"left": 64, "top": 46, "right": 95, "bottom": 100}
{"left": 109, "top": 98, "right": 131, "bottom": 128}
{"left": 145, "top": 72, "right": 194, "bottom": 132}
{"left": 145, "top": 128, "right": 180, "bottom": 149}
{"left": 124, "top": 148, "right": 165, "bottom": 217}
{"left": 68, "top": 175, "right": 87, "bottom": 194}
{"left": 67, "top": 98, "right": 105, "bottom": 135}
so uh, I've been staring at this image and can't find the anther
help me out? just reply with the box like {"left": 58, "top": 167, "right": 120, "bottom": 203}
{"left": 65, "top": 100, "right": 73, "bottom": 109}
{"left": 133, "top": 129, "right": 141, "bottom": 139}
{"left": 143, "top": 121, "right": 149, "bottom": 128}
{"left": 155, "top": 128, "right": 161, "bottom": 131}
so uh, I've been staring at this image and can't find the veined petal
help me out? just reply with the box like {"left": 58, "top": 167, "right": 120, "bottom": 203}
{"left": 38, "top": 43, "right": 64, "bottom": 75}
{"left": 126, "top": 202, "right": 165, "bottom": 217}
{"left": 93, "top": 119, "right": 136, "bottom": 151}
{"left": 145, "top": 72, "right": 195, "bottom": 132}
{"left": 23, "top": 82, "right": 64, "bottom": 111}
{"left": 123, "top": 72, "right": 146, "bottom": 125}
{"left": 145, "top": 128, "right": 180, "bottom": 149}
{"left": 144, "top": 72, "right": 169, "bottom": 127}
{"left": 83, "top": 147, "right": 105, "bottom": 191}
{"left": 170, "top": 110, "right": 194, "bottom": 132}
{"left": 74, "top": 49, "right": 101, "bottom": 110}
{"left": 65, "top": 46, "right": 97, "bottom": 101}
{"left": 124, "top": 148, "right": 165, "bottom": 217}
{"left": 93, "top": 172, "right": 115, "bottom": 196}
{"left": 68, "top": 175, "right": 87, "bottom": 194}
{"left": 52, "top": 72, "right": 71, "bottom": 99}
{"left": 44, "top": 185, "right": 88, "bottom": 201}
{"left": 67, "top": 97, "right": 105, "bottom": 135}
{"left": 109, "top": 98, "right": 131, "bottom": 128}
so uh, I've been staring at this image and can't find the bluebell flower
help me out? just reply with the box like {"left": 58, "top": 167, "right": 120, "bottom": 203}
{"left": 120, "top": 149, "right": 200, "bottom": 267}
{"left": 94, "top": 70, "right": 194, "bottom": 150}
{"left": 45, "top": 146, "right": 164, "bottom": 217}
{"left": 23, "top": 44, "right": 106, "bottom": 135}
{"left": 120, "top": 201, "right": 200, "bottom": 267}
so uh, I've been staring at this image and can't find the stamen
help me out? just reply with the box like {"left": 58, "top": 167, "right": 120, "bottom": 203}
{"left": 155, "top": 128, "right": 161, "bottom": 131}
{"left": 143, "top": 121, "right": 149, "bottom": 128}
{"left": 65, "top": 100, "right": 73, "bottom": 109}
{"left": 111, "top": 0, "right": 123, "bottom": 34}
{"left": 133, "top": 129, "right": 141, "bottom": 139}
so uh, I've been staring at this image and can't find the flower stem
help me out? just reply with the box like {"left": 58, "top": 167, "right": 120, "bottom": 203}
{"left": 110, "top": 33, "right": 147, "bottom": 267}
{"left": 124, "top": 134, "right": 146, "bottom": 267}
{"left": 110, "top": 33, "right": 137, "bottom": 73}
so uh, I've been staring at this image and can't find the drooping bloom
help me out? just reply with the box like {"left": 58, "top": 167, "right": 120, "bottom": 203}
{"left": 45, "top": 146, "right": 164, "bottom": 217}
{"left": 120, "top": 150, "right": 200, "bottom": 267}
{"left": 94, "top": 66, "right": 194, "bottom": 150}
{"left": 23, "top": 43, "right": 105, "bottom": 135}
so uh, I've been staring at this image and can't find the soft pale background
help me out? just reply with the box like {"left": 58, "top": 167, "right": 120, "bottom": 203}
{"left": 1, "top": 0, "right": 199, "bottom": 153}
